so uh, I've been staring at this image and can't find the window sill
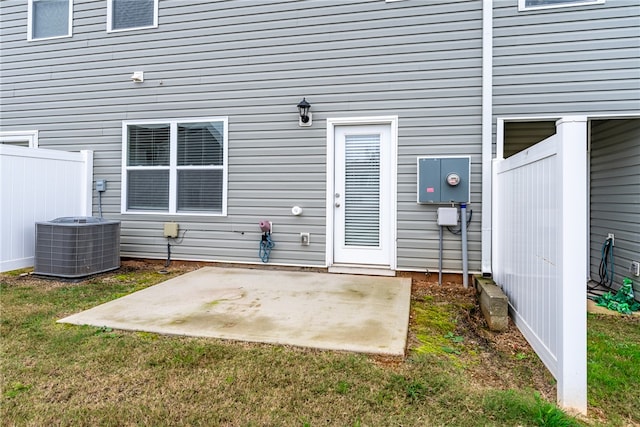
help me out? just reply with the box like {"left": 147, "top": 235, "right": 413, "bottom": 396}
{"left": 121, "top": 210, "right": 227, "bottom": 217}
{"left": 28, "top": 33, "right": 72, "bottom": 42}
{"left": 107, "top": 24, "right": 158, "bottom": 34}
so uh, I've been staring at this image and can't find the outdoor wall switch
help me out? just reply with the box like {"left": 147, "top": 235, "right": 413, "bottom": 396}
{"left": 164, "top": 222, "right": 179, "bottom": 238}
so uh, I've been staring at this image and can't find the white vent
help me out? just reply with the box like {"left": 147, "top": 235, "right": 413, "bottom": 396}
{"left": 34, "top": 217, "right": 120, "bottom": 278}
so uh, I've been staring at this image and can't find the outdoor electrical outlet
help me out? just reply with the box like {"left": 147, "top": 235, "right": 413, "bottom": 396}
{"left": 631, "top": 261, "right": 640, "bottom": 277}
{"left": 607, "top": 233, "right": 615, "bottom": 246}
{"left": 300, "top": 232, "right": 310, "bottom": 246}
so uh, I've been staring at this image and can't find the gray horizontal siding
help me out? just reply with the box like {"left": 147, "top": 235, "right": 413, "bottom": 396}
{"left": 0, "top": 0, "right": 484, "bottom": 271}
{"left": 493, "top": 1, "right": 640, "bottom": 117}
{"left": 503, "top": 121, "right": 556, "bottom": 158}
{"left": 590, "top": 119, "right": 640, "bottom": 298}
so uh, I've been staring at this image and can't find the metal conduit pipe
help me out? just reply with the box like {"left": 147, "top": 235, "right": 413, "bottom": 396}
{"left": 439, "top": 225, "right": 443, "bottom": 286}
{"left": 461, "top": 203, "right": 469, "bottom": 288}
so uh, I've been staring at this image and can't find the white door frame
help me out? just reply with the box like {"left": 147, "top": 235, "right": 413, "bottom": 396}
{"left": 325, "top": 116, "right": 398, "bottom": 271}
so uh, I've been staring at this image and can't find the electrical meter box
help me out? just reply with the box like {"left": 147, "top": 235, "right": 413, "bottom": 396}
{"left": 417, "top": 156, "right": 470, "bottom": 203}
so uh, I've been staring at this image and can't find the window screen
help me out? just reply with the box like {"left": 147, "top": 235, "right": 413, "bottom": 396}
{"left": 127, "top": 170, "right": 169, "bottom": 211}
{"left": 31, "top": 0, "right": 70, "bottom": 39}
{"left": 111, "top": 0, "right": 155, "bottom": 30}
{"left": 127, "top": 124, "right": 170, "bottom": 166}
{"left": 177, "top": 170, "right": 224, "bottom": 212}
{"left": 178, "top": 122, "right": 224, "bottom": 166}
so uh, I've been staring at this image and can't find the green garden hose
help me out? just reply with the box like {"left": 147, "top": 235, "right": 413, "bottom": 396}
{"left": 595, "top": 278, "right": 640, "bottom": 315}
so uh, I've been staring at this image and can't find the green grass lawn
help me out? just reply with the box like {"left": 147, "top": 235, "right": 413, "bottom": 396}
{"left": 1, "top": 263, "right": 637, "bottom": 426}
{"left": 586, "top": 313, "right": 640, "bottom": 426}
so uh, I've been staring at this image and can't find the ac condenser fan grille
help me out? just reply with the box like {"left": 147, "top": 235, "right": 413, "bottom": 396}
{"left": 34, "top": 217, "right": 120, "bottom": 278}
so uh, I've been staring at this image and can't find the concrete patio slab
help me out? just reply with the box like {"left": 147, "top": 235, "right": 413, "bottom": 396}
{"left": 58, "top": 267, "right": 412, "bottom": 355}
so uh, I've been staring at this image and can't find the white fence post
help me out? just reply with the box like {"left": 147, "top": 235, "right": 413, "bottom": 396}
{"left": 556, "top": 116, "right": 588, "bottom": 413}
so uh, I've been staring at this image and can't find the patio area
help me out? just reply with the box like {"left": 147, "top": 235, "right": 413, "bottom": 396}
{"left": 58, "top": 266, "right": 412, "bottom": 355}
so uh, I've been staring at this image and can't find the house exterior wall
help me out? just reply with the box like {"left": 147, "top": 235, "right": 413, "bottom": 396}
{"left": 0, "top": 0, "right": 484, "bottom": 271}
{"left": 3, "top": 0, "right": 637, "bottom": 274}
{"left": 493, "top": 1, "right": 640, "bottom": 118}
{"left": 590, "top": 118, "right": 640, "bottom": 298}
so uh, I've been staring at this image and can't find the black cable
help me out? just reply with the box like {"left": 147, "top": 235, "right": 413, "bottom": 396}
{"left": 169, "top": 229, "right": 188, "bottom": 245}
{"left": 165, "top": 242, "right": 171, "bottom": 267}
{"left": 446, "top": 209, "right": 473, "bottom": 235}
{"left": 160, "top": 230, "right": 189, "bottom": 270}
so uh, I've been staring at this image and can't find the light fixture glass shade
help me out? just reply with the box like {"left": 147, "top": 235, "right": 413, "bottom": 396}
{"left": 297, "top": 98, "right": 311, "bottom": 123}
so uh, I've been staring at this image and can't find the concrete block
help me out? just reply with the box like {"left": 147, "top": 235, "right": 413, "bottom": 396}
{"left": 474, "top": 275, "right": 494, "bottom": 294}
{"left": 474, "top": 276, "right": 509, "bottom": 331}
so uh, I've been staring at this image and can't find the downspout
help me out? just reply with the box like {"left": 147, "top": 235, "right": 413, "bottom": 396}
{"left": 481, "top": 0, "right": 493, "bottom": 276}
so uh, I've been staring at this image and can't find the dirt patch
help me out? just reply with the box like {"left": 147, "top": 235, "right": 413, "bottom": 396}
{"left": 409, "top": 278, "right": 556, "bottom": 401}
{"left": 587, "top": 299, "right": 640, "bottom": 318}
{"left": 1, "top": 259, "right": 200, "bottom": 290}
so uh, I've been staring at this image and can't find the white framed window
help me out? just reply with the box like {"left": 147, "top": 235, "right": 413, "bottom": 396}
{"left": 27, "top": 0, "right": 72, "bottom": 41}
{"left": 121, "top": 118, "right": 228, "bottom": 216}
{"left": 519, "top": 0, "right": 605, "bottom": 11}
{"left": 107, "top": 0, "right": 158, "bottom": 32}
{"left": 0, "top": 130, "right": 39, "bottom": 147}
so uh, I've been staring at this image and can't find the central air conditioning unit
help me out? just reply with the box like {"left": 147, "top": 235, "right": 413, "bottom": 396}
{"left": 34, "top": 217, "right": 121, "bottom": 278}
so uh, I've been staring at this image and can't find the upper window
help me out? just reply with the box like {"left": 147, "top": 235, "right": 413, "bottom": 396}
{"left": 27, "top": 0, "right": 72, "bottom": 41}
{"left": 107, "top": 0, "right": 158, "bottom": 32}
{"left": 519, "top": 0, "right": 605, "bottom": 10}
{"left": 122, "top": 118, "right": 228, "bottom": 215}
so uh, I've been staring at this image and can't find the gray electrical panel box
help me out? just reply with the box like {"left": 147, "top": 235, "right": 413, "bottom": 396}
{"left": 417, "top": 157, "right": 470, "bottom": 203}
{"left": 96, "top": 179, "right": 106, "bottom": 192}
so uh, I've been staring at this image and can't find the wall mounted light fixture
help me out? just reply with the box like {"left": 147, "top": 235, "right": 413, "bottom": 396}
{"left": 297, "top": 98, "right": 312, "bottom": 127}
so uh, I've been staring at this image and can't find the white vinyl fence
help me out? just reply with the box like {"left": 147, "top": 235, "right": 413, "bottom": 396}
{"left": 0, "top": 145, "right": 93, "bottom": 272}
{"left": 493, "top": 117, "right": 587, "bottom": 414}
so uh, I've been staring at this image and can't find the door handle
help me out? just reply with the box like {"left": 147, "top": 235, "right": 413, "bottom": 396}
{"left": 335, "top": 202, "right": 341, "bottom": 207}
